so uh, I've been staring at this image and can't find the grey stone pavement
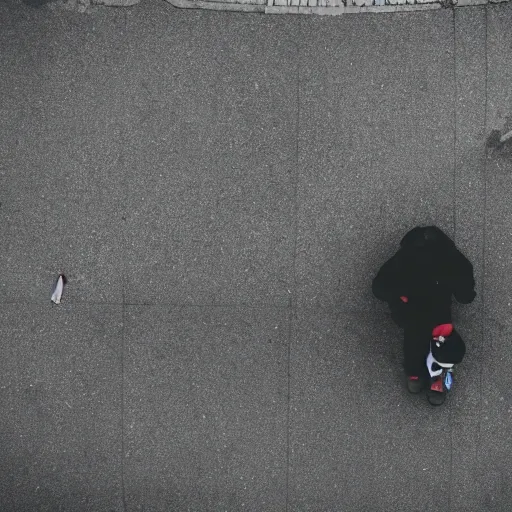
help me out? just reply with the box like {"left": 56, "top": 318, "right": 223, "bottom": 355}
{"left": 1, "top": 0, "right": 512, "bottom": 510}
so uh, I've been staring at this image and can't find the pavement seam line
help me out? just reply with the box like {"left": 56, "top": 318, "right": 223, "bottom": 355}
{"left": 285, "top": 30, "right": 301, "bottom": 512}
{"left": 448, "top": 8, "right": 457, "bottom": 509}
{"left": 120, "top": 25, "right": 129, "bottom": 508}
{"left": 478, "top": 3, "right": 489, "bottom": 498}
{"left": 452, "top": 7, "right": 457, "bottom": 244}
{"left": 121, "top": 303, "right": 128, "bottom": 512}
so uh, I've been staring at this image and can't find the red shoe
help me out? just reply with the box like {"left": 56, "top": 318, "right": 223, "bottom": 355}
{"left": 407, "top": 375, "right": 422, "bottom": 394}
{"left": 427, "top": 377, "right": 447, "bottom": 405}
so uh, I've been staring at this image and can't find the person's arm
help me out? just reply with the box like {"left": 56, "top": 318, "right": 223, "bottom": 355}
{"left": 452, "top": 250, "right": 476, "bottom": 304}
{"left": 372, "top": 253, "right": 404, "bottom": 303}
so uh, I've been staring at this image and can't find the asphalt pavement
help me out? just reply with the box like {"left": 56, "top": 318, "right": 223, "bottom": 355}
{"left": 1, "top": 0, "right": 512, "bottom": 510}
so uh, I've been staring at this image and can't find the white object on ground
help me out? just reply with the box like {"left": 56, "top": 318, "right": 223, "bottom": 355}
{"left": 51, "top": 274, "right": 67, "bottom": 304}
{"left": 500, "top": 129, "right": 512, "bottom": 143}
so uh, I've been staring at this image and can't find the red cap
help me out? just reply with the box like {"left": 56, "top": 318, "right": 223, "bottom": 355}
{"left": 432, "top": 324, "right": 453, "bottom": 338}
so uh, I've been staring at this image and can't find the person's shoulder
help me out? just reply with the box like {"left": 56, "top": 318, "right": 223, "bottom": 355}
{"left": 450, "top": 247, "right": 473, "bottom": 268}
{"left": 382, "top": 247, "right": 409, "bottom": 272}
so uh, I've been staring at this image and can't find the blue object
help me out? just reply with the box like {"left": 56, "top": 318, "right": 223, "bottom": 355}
{"left": 444, "top": 371, "right": 453, "bottom": 391}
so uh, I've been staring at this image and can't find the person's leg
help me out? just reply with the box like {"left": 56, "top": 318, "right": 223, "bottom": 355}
{"left": 403, "top": 326, "right": 431, "bottom": 375}
{"left": 403, "top": 325, "right": 431, "bottom": 392}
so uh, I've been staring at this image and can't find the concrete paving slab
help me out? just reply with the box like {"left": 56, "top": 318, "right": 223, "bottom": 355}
{"left": 478, "top": 9, "right": 512, "bottom": 504}
{"left": 0, "top": 3, "right": 128, "bottom": 304}
{"left": 289, "top": 309, "right": 452, "bottom": 511}
{"left": 450, "top": 10, "right": 486, "bottom": 510}
{"left": 0, "top": 304, "right": 123, "bottom": 512}
{"left": 454, "top": 6, "right": 486, "bottom": 313}
{"left": 478, "top": 318, "right": 512, "bottom": 511}
{"left": 485, "top": 170, "right": 512, "bottom": 321}
{"left": 123, "top": 305, "right": 289, "bottom": 511}
{"left": 124, "top": 154, "right": 296, "bottom": 307}
{"left": 122, "top": 11, "right": 299, "bottom": 306}
{"left": 297, "top": 13, "right": 455, "bottom": 310}
{"left": 485, "top": 5, "right": 512, "bottom": 324}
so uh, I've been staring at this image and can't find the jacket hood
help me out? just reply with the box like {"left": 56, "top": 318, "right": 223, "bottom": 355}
{"left": 400, "top": 226, "right": 455, "bottom": 250}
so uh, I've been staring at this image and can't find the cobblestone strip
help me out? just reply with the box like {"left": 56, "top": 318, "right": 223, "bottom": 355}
{"left": 50, "top": 0, "right": 510, "bottom": 10}
{"left": 168, "top": 0, "right": 265, "bottom": 11}
{"left": 65, "top": 0, "right": 509, "bottom": 10}
{"left": 165, "top": 0, "right": 509, "bottom": 13}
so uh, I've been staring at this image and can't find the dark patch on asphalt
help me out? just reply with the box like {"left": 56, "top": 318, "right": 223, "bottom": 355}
{"left": 22, "top": 0, "right": 56, "bottom": 7}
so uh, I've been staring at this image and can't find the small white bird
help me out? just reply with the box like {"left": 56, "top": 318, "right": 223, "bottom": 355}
{"left": 51, "top": 274, "right": 67, "bottom": 304}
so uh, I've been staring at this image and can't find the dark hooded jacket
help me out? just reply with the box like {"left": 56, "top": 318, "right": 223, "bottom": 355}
{"left": 372, "top": 226, "right": 476, "bottom": 327}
